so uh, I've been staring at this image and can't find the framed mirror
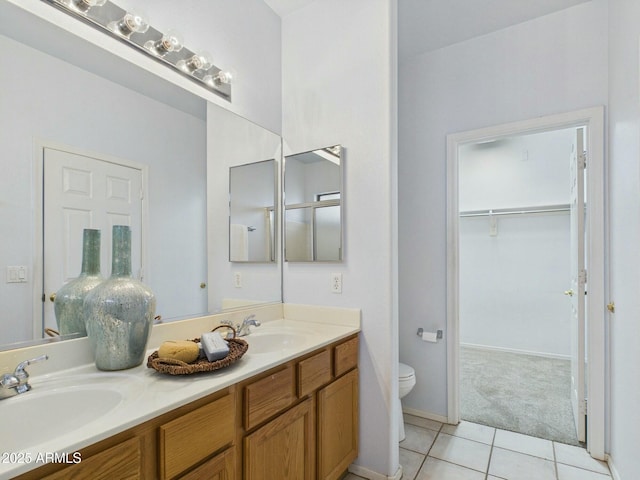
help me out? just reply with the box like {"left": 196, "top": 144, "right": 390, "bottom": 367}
{"left": 229, "top": 159, "right": 277, "bottom": 263}
{"left": 284, "top": 145, "right": 343, "bottom": 262}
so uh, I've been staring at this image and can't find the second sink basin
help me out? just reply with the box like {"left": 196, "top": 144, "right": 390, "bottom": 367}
{"left": 245, "top": 331, "right": 311, "bottom": 355}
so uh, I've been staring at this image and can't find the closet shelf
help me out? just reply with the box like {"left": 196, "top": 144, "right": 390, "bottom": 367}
{"left": 459, "top": 204, "right": 570, "bottom": 218}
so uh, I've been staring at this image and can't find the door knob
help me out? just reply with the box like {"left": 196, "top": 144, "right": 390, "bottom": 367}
{"left": 564, "top": 290, "right": 574, "bottom": 297}
{"left": 49, "top": 293, "right": 56, "bottom": 302}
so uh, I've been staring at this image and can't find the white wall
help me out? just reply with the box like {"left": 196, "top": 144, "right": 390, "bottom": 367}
{"left": 282, "top": 0, "right": 399, "bottom": 476}
{"left": 117, "top": 0, "right": 282, "bottom": 133}
{"left": 460, "top": 214, "right": 571, "bottom": 356}
{"left": 0, "top": 33, "right": 207, "bottom": 345}
{"left": 398, "top": 0, "right": 608, "bottom": 417}
{"left": 459, "top": 129, "right": 574, "bottom": 211}
{"left": 607, "top": 0, "right": 640, "bottom": 476}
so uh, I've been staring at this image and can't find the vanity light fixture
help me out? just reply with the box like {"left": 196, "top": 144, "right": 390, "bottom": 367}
{"left": 44, "top": 0, "right": 232, "bottom": 100}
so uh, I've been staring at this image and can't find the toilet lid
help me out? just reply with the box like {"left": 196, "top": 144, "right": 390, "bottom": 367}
{"left": 399, "top": 362, "right": 415, "bottom": 379}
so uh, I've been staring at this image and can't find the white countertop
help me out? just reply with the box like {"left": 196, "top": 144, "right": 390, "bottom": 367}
{"left": 0, "top": 306, "right": 360, "bottom": 479}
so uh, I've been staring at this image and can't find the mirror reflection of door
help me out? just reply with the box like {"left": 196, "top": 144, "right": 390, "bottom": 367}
{"left": 43, "top": 147, "right": 143, "bottom": 337}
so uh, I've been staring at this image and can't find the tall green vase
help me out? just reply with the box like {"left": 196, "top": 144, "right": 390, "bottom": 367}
{"left": 54, "top": 229, "right": 103, "bottom": 336}
{"left": 84, "top": 225, "right": 156, "bottom": 371}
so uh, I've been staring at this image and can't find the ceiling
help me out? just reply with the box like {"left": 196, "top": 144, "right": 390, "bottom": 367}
{"left": 264, "top": 0, "right": 592, "bottom": 59}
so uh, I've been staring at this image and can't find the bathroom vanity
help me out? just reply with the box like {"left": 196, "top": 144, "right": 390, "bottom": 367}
{"left": 0, "top": 305, "right": 360, "bottom": 480}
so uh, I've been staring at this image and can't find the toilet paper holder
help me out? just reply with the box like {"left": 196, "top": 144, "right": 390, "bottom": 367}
{"left": 416, "top": 328, "right": 443, "bottom": 340}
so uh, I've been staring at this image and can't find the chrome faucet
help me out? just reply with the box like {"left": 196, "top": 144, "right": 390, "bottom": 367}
{"left": 1, "top": 355, "right": 48, "bottom": 400}
{"left": 220, "top": 314, "right": 261, "bottom": 337}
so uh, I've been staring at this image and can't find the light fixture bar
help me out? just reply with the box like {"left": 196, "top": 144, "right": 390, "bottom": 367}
{"left": 43, "top": 0, "right": 232, "bottom": 101}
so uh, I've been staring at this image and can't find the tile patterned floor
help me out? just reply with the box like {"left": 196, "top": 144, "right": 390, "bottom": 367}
{"left": 342, "top": 414, "right": 612, "bottom": 480}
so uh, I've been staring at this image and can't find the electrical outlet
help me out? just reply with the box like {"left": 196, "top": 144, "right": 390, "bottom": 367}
{"left": 330, "top": 273, "right": 342, "bottom": 294}
{"left": 233, "top": 272, "right": 242, "bottom": 288}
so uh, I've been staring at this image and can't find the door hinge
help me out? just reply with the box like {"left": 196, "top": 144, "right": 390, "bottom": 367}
{"left": 579, "top": 151, "right": 587, "bottom": 169}
{"left": 579, "top": 269, "right": 587, "bottom": 285}
{"left": 580, "top": 398, "right": 588, "bottom": 415}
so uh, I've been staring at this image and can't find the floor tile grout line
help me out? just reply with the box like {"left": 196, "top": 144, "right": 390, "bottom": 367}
{"left": 485, "top": 425, "right": 497, "bottom": 480}
{"left": 552, "top": 441, "right": 559, "bottom": 480}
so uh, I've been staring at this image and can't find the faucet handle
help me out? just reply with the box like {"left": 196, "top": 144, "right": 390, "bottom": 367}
{"left": 14, "top": 355, "right": 48, "bottom": 381}
{"left": 243, "top": 314, "right": 258, "bottom": 324}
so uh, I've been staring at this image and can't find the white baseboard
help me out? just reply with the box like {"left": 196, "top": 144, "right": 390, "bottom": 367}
{"left": 606, "top": 455, "right": 621, "bottom": 480}
{"left": 402, "top": 407, "right": 449, "bottom": 424}
{"left": 348, "top": 464, "right": 403, "bottom": 480}
{"left": 461, "top": 342, "right": 571, "bottom": 361}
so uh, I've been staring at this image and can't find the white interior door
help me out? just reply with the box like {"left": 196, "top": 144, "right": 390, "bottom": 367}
{"left": 43, "top": 147, "right": 143, "bottom": 334}
{"left": 568, "top": 128, "right": 586, "bottom": 443}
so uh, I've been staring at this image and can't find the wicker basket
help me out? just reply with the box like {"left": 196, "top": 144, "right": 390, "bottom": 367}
{"left": 147, "top": 325, "right": 248, "bottom": 375}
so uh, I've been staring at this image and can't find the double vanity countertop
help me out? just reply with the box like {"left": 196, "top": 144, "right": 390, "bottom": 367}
{"left": 0, "top": 304, "right": 361, "bottom": 479}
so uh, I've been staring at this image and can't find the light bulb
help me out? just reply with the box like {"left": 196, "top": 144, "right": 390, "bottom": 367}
{"left": 109, "top": 11, "right": 150, "bottom": 37}
{"left": 204, "top": 69, "right": 235, "bottom": 87}
{"left": 68, "top": 0, "right": 107, "bottom": 12}
{"left": 178, "top": 52, "right": 213, "bottom": 73}
{"left": 145, "top": 30, "right": 184, "bottom": 56}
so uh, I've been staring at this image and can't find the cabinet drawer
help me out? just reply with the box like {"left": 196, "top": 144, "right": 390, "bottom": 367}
{"left": 297, "top": 349, "right": 332, "bottom": 398}
{"left": 244, "top": 365, "right": 295, "bottom": 430}
{"left": 177, "top": 447, "right": 235, "bottom": 480}
{"left": 160, "top": 392, "right": 235, "bottom": 480}
{"left": 334, "top": 336, "right": 358, "bottom": 377}
{"left": 42, "top": 436, "right": 141, "bottom": 480}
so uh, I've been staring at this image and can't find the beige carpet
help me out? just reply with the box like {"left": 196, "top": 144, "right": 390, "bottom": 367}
{"left": 460, "top": 346, "right": 580, "bottom": 446}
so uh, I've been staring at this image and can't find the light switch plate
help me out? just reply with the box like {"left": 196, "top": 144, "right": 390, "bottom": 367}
{"left": 7, "top": 266, "right": 27, "bottom": 283}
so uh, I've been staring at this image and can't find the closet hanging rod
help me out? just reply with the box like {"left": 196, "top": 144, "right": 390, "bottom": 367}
{"left": 459, "top": 203, "right": 571, "bottom": 218}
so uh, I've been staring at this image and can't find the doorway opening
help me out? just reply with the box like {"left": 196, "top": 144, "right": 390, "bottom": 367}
{"left": 446, "top": 107, "right": 606, "bottom": 460}
{"left": 457, "top": 127, "right": 583, "bottom": 446}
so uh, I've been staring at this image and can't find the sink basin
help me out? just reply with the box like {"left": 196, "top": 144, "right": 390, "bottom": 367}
{"left": 246, "top": 332, "right": 311, "bottom": 355}
{"left": 0, "top": 373, "right": 140, "bottom": 452}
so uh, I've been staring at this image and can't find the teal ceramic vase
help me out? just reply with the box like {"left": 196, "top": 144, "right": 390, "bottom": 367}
{"left": 54, "top": 229, "right": 103, "bottom": 336}
{"left": 84, "top": 225, "right": 156, "bottom": 371}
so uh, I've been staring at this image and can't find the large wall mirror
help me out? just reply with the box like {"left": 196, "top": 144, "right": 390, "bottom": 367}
{"left": 0, "top": 1, "right": 282, "bottom": 351}
{"left": 284, "top": 145, "right": 343, "bottom": 262}
{"left": 229, "top": 160, "right": 277, "bottom": 263}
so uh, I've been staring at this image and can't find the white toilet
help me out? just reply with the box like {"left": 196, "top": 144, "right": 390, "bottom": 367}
{"left": 398, "top": 362, "right": 416, "bottom": 441}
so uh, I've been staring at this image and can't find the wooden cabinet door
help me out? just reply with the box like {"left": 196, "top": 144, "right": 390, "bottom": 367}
{"left": 178, "top": 447, "right": 235, "bottom": 480}
{"left": 244, "top": 397, "right": 315, "bottom": 480}
{"left": 317, "top": 369, "right": 359, "bottom": 480}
